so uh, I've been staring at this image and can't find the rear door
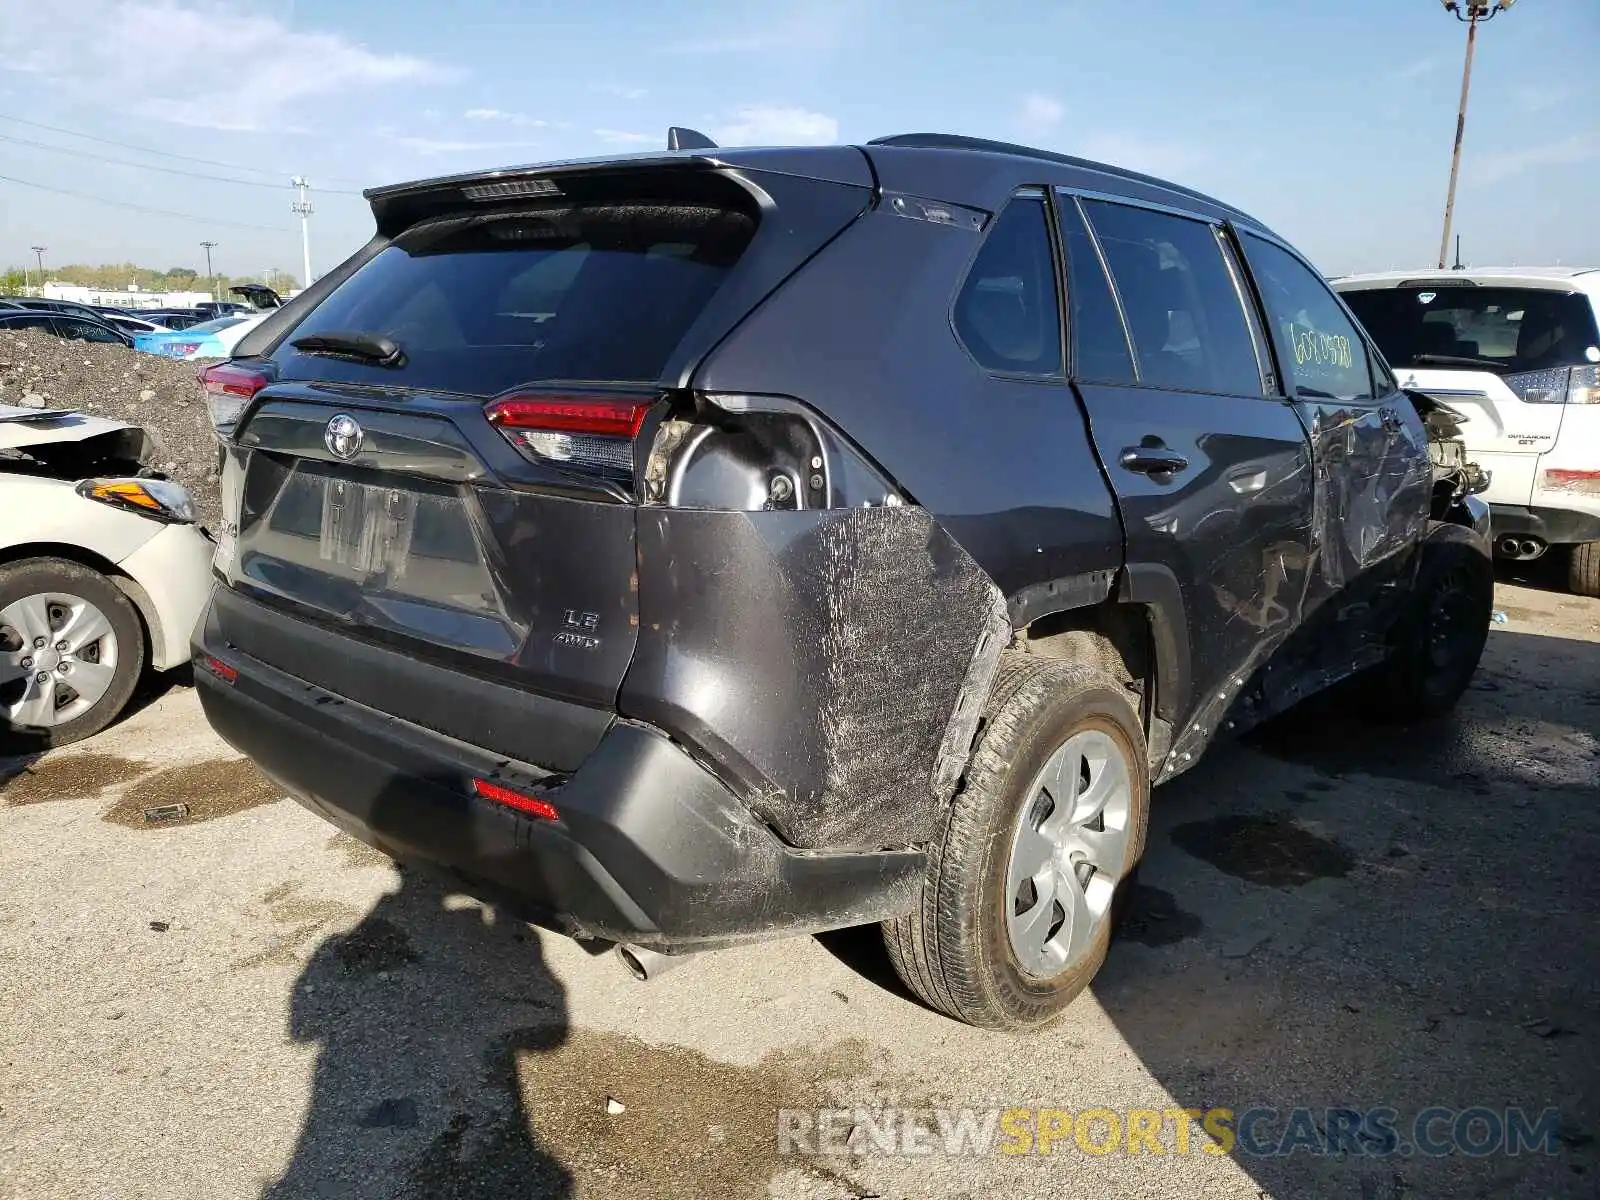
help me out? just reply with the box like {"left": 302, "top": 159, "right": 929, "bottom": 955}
{"left": 1339, "top": 283, "right": 1599, "bottom": 505}
{"left": 1056, "top": 193, "right": 1315, "bottom": 764}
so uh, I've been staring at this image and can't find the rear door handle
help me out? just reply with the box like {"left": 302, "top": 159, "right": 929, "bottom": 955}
{"left": 1119, "top": 445, "right": 1190, "bottom": 476}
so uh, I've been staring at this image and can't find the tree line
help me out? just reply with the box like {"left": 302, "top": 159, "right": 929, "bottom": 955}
{"left": 2, "top": 263, "right": 296, "bottom": 294}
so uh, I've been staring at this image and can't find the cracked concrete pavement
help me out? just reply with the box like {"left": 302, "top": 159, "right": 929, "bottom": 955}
{"left": 1, "top": 580, "right": 1596, "bottom": 1199}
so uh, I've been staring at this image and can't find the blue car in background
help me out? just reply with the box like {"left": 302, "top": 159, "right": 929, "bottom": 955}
{"left": 132, "top": 313, "right": 270, "bottom": 361}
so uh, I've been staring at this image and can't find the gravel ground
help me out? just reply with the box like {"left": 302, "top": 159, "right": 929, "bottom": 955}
{"left": 0, "top": 330, "right": 222, "bottom": 525}
{"left": 1, "top": 580, "right": 1597, "bottom": 1200}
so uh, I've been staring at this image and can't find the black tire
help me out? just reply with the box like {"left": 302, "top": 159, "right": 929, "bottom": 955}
{"left": 1569, "top": 542, "right": 1600, "bottom": 599}
{"left": 883, "top": 653, "right": 1150, "bottom": 1030}
{"left": 0, "top": 558, "right": 146, "bottom": 754}
{"left": 1367, "top": 538, "right": 1493, "bottom": 722}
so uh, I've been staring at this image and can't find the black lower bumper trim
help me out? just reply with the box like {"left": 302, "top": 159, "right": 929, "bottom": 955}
{"left": 194, "top": 601, "right": 922, "bottom": 949}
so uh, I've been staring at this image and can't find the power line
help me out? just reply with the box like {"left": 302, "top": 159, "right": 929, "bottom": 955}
{"left": 0, "top": 131, "right": 366, "bottom": 195}
{"left": 0, "top": 111, "right": 370, "bottom": 187}
{"left": 0, "top": 172, "right": 292, "bottom": 233}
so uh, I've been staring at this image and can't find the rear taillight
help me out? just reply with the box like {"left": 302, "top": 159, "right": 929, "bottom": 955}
{"left": 199, "top": 362, "right": 268, "bottom": 437}
{"left": 1504, "top": 365, "right": 1600, "bottom": 405}
{"left": 485, "top": 393, "right": 652, "bottom": 481}
{"left": 472, "top": 778, "right": 559, "bottom": 821}
{"left": 1543, "top": 468, "right": 1600, "bottom": 496}
{"left": 1569, "top": 365, "right": 1600, "bottom": 405}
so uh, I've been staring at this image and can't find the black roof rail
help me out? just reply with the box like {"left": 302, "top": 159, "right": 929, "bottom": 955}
{"left": 867, "top": 132, "right": 1252, "bottom": 223}
{"left": 668, "top": 126, "right": 717, "bottom": 151}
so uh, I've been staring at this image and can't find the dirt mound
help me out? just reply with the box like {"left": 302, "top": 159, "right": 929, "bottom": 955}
{"left": 0, "top": 330, "right": 223, "bottom": 526}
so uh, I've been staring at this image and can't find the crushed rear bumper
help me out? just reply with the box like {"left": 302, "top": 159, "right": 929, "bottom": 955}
{"left": 193, "top": 591, "right": 923, "bottom": 950}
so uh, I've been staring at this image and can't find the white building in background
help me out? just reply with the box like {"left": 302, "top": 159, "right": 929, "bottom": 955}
{"left": 42, "top": 282, "right": 214, "bottom": 310}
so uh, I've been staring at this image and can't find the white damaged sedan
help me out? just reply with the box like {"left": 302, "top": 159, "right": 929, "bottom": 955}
{"left": 0, "top": 405, "right": 213, "bottom": 751}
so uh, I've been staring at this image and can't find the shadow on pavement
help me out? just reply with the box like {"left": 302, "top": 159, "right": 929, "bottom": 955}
{"left": 264, "top": 778, "right": 573, "bottom": 1199}
{"left": 1096, "top": 627, "right": 1600, "bottom": 1198}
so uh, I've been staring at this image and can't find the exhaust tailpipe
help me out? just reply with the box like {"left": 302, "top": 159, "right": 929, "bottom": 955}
{"left": 1497, "top": 535, "right": 1522, "bottom": 558}
{"left": 615, "top": 943, "right": 696, "bottom": 982}
{"left": 1519, "top": 538, "right": 1545, "bottom": 559}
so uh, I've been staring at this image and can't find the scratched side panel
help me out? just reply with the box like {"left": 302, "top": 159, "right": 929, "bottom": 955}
{"left": 622, "top": 506, "right": 1009, "bottom": 851}
{"left": 1295, "top": 396, "right": 1433, "bottom": 617}
{"left": 1073, "top": 384, "right": 1316, "bottom": 772}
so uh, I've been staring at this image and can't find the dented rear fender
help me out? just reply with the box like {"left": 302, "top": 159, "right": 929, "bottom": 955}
{"left": 621, "top": 504, "right": 1009, "bottom": 851}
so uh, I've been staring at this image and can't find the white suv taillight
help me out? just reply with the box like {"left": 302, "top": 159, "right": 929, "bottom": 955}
{"left": 1503, "top": 365, "right": 1600, "bottom": 405}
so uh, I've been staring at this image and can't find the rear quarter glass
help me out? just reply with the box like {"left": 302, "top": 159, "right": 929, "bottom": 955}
{"left": 270, "top": 199, "right": 758, "bottom": 395}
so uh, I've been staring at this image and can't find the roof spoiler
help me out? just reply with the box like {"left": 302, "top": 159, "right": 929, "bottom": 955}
{"left": 668, "top": 126, "right": 717, "bottom": 152}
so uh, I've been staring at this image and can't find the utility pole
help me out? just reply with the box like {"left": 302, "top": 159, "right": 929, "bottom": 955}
{"left": 291, "top": 177, "right": 313, "bottom": 290}
{"left": 30, "top": 245, "right": 46, "bottom": 290}
{"left": 1437, "top": 0, "right": 1516, "bottom": 270}
{"left": 200, "top": 240, "right": 218, "bottom": 299}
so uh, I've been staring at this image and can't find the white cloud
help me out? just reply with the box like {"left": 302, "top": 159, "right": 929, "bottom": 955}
{"left": 1075, "top": 132, "right": 1208, "bottom": 180}
{"left": 593, "top": 129, "right": 655, "bottom": 146}
{"left": 1390, "top": 57, "right": 1437, "bottom": 83}
{"left": 1017, "top": 93, "right": 1065, "bottom": 136}
{"left": 0, "top": 0, "right": 450, "bottom": 131}
{"left": 593, "top": 84, "right": 648, "bottom": 101}
{"left": 387, "top": 135, "right": 545, "bottom": 157}
{"left": 713, "top": 106, "right": 838, "bottom": 146}
{"left": 1513, "top": 84, "right": 1572, "bottom": 113}
{"left": 463, "top": 108, "right": 548, "bottom": 127}
{"left": 1471, "top": 133, "right": 1600, "bottom": 184}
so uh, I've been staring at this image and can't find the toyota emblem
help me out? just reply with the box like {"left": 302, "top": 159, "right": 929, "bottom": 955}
{"left": 324, "top": 414, "right": 364, "bottom": 460}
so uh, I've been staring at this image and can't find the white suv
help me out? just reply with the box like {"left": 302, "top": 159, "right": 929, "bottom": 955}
{"left": 1334, "top": 268, "right": 1600, "bottom": 596}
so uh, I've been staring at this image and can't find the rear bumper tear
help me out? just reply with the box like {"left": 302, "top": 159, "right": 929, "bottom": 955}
{"left": 193, "top": 603, "right": 922, "bottom": 947}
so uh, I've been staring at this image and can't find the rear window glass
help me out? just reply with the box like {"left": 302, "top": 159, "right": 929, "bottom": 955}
{"left": 1056, "top": 196, "right": 1136, "bottom": 384}
{"left": 272, "top": 202, "right": 756, "bottom": 393}
{"left": 1083, "top": 200, "right": 1265, "bottom": 396}
{"left": 1340, "top": 286, "right": 1600, "bottom": 375}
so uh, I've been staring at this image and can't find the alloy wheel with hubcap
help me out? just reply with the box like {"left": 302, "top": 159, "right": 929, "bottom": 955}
{"left": 0, "top": 558, "right": 146, "bottom": 752}
{"left": 884, "top": 654, "right": 1150, "bottom": 1030}
{"left": 1006, "top": 728, "right": 1133, "bottom": 978}
{"left": 0, "top": 592, "right": 121, "bottom": 728}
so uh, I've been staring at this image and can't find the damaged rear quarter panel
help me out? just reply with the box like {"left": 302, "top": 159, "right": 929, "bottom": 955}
{"left": 622, "top": 505, "right": 1009, "bottom": 851}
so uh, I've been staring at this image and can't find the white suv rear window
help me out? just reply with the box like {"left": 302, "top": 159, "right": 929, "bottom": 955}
{"left": 1342, "top": 286, "right": 1599, "bottom": 375}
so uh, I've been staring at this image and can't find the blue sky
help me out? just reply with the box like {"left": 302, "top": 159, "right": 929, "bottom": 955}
{"left": 1, "top": 0, "right": 1596, "bottom": 282}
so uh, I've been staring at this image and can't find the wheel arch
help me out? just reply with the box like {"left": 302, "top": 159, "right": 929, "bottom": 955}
{"left": 1011, "top": 574, "right": 1190, "bottom": 776}
{"left": 0, "top": 542, "right": 158, "bottom": 668}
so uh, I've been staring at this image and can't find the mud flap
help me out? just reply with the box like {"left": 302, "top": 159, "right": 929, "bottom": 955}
{"left": 624, "top": 506, "right": 1010, "bottom": 850}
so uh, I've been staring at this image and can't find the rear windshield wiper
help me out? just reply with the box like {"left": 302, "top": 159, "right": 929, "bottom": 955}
{"left": 1404, "top": 353, "right": 1506, "bottom": 372}
{"left": 290, "top": 330, "right": 405, "bottom": 368}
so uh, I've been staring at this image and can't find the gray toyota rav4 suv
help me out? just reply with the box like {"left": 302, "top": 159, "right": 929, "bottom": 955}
{"left": 193, "top": 131, "right": 1492, "bottom": 1029}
